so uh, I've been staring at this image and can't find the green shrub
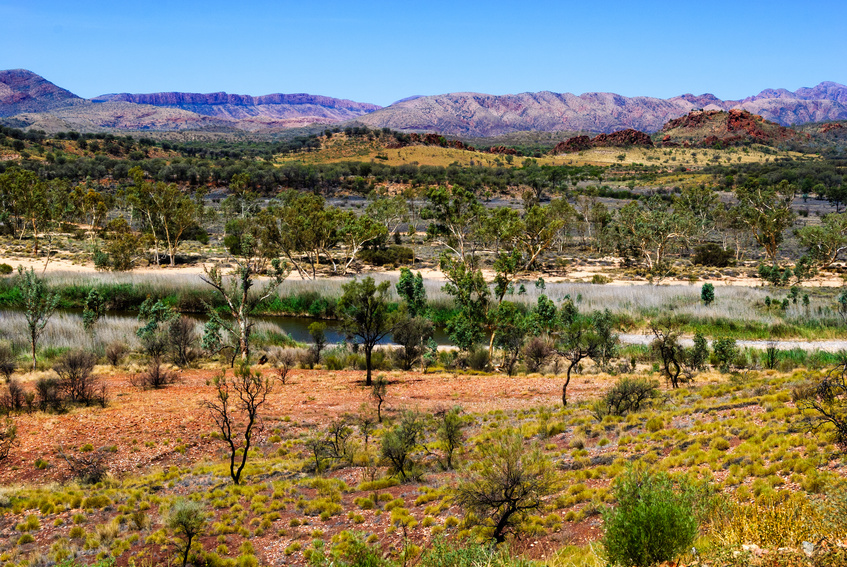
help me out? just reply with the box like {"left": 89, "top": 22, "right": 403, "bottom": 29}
{"left": 466, "top": 348, "right": 489, "bottom": 371}
{"left": 592, "top": 377, "right": 660, "bottom": 418}
{"left": 712, "top": 338, "right": 739, "bottom": 372}
{"left": 693, "top": 244, "right": 734, "bottom": 268}
{"left": 358, "top": 246, "right": 413, "bottom": 267}
{"left": 0, "top": 263, "right": 12, "bottom": 275}
{"left": 701, "top": 283, "right": 715, "bottom": 306}
{"left": 602, "top": 467, "right": 698, "bottom": 566}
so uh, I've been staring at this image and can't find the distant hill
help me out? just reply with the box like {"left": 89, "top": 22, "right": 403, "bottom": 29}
{"left": 0, "top": 70, "right": 381, "bottom": 133}
{"left": 657, "top": 109, "right": 801, "bottom": 147}
{"left": 0, "top": 69, "right": 81, "bottom": 116}
{"left": 355, "top": 91, "right": 700, "bottom": 137}
{"left": 355, "top": 83, "right": 847, "bottom": 136}
{"left": 2, "top": 70, "right": 847, "bottom": 138}
{"left": 92, "top": 92, "right": 381, "bottom": 125}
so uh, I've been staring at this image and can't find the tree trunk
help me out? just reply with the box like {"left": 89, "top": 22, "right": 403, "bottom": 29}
{"left": 182, "top": 535, "right": 192, "bottom": 567}
{"left": 562, "top": 362, "right": 575, "bottom": 406}
{"left": 492, "top": 507, "right": 514, "bottom": 544}
{"left": 239, "top": 317, "right": 249, "bottom": 362}
{"left": 365, "top": 346, "right": 373, "bottom": 386}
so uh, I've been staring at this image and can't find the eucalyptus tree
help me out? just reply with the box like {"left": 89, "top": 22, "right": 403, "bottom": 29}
{"left": 263, "top": 191, "right": 341, "bottom": 280}
{"left": 607, "top": 196, "right": 695, "bottom": 279}
{"left": 797, "top": 212, "right": 847, "bottom": 269}
{"left": 365, "top": 194, "right": 409, "bottom": 240}
{"left": 18, "top": 267, "right": 59, "bottom": 371}
{"left": 735, "top": 179, "right": 796, "bottom": 266}
{"left": 337, "top": 277, "right": 395, "bottom": 386}
{"left": 201, "top": 226, "right": 290, "bottom": 363}
{"left": 0, "top": 168, "right": 49, "bottom": 256}
{"left": 422, "top": 185, "right": 487, "bottom": 263}
{"left": 128, "top": 167, "right": 201, "bottom": 267}
{"left": 336, "top": 212, "right": 387, "bottom": 275}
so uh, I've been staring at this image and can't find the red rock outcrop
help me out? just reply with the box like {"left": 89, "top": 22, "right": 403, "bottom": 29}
{"left": 659, "top": 109, "right": 799, "bottom": 147}
{"left": 552, "top": 130, "right": 652, "bottom": 154}
{"left": 591, "top": 129, "right": 654, "bottom": 148}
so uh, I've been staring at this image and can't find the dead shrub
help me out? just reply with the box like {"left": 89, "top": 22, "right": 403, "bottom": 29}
{"left": 35, "top": 377, "right": 64, "bottom": 413}
{"left": 131, "top": 362, "right": 177, "bottom": 390}
{"left": 168, "top": 316, "right": 199, "bottom": 367}
{"left": 268, "top": 347, "right": 297, "bottom": 384}
{"left": 58, "top": 447, "right": 109, "bottom": 484}
{"left": 0, "top": 380, "right": 26, "bottom": 414}
{"left": 523, "top": 337, "right": 554, "bottom": 373}
{"left": 0, "top": 343, "right": 16, "bottom": 382}
{"left": 54, "top": 350, "right": 100, "bottom": 405}
{"left": 105, "top": 342, "right": 128, "bottom": 367}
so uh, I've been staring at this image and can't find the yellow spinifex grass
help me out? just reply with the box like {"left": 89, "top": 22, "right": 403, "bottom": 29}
{"left": 708, "top": 494, "right": 831, "bottom": 549}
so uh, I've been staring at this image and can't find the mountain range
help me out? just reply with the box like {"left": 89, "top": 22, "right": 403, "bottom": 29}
{"left": 2, "top": 69, "right": 847, "bottom": 137}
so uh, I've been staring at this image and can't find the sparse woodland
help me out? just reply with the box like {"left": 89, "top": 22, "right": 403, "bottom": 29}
{"left": 0, "top": 124, "right": 846, "bottom": 566}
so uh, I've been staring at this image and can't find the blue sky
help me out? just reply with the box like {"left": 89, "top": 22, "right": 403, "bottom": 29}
{"left": 2, "top": 0, "right": 845, "bottom": 106}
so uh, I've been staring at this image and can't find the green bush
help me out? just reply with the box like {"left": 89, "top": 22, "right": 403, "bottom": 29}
{"left": 466, "top": 348, "right": 489, "bottom": 371}
{"left": 693, "top": 244, "right": 734, "bottom": 267}
{"left": 592, "top": 377, "right": 660, "bottom": 418}
{"left": 358, "top": 246, "right": 413, "bottom": 267}
{"left": 712, "top": 337, "right": 739, "bottom": 372}
{"left": 0, "top": 263, "right": 13, "bottom": 275}
{"left": 602, "top": 468, "right": 698, "bottom": 566}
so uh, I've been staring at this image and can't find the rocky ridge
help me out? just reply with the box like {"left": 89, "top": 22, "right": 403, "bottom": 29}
{"left": 552, "top": 129, "right": 653, "bottom": 154}
{"left": 658, "top": 109, "right": 801, "bottom": 147}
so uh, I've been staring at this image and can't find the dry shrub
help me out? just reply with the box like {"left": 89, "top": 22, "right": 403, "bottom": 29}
{"left": 0, "top": 418, "right": 16, "bottom": 461}
{"left": 267, "top": 347, "right": 297, "bottom": 384}
{"left": 131, "top": 362, "right": 177, "bottom": 390}
{"left": 35, "top": 377, "right": 64, "bottom": 413}
{"left": 0, "top": 380, "right": 26, "bottom": 413}
{"left": 105, "top": 342, "right": 128, "bottom": 367}
{"left": 58, "top": 447, "right": 109, "bottom": 484}
{"left": 54, "top": 350, "right": 100, "bottom": 405}
{"left": 523, "top": 337, "right": 554, "bottom": 373}
{"left": 0, "top": 343, "right": 15, "bottom": 381}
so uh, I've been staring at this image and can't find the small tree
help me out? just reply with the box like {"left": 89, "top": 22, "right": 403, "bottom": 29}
{"left": 396, "top": 268, "right": 427, "bottom": 317}
{"left": 712, "top": 337, "right": 739, "bottom": 373}
{"left": 204, "top": 364, "right": 273, "bottom": 484}
{"left": 457, "top": 430, "right": 557, "bottom": 543}
{"left": 82, "top": 289, "right": 105, "bottom": 333}
{"left": 553, "top": 303, "right": 617, "bottom": 406}
{"left": 701, "top": 282, "right": 715, "bottom": 306}
{"left": 308, "top": 321, "right": 327, "bottom": 366}
{"left": 136, "top": 298, "right": 177, "bottom": 361}
{"left": 380, "top": 411, "right": 423, "bottom": 481}
{"left": 650, "top": 326, "right": 690, "bottom": 389}
{"left": 602, "top": 467, "right": 698, "bottom": 567}
{"left": 371, "top": 374, "right": 387, "bottom": 423}
{"left": 337, "top": 277, "right": 395, "bottom": 386}
{"left": 18, "top": 267, "right": 58, "bottom": 371}
{"left": 494, "top": 301, "right": 528, "bottom": 376}
{"left": 392, "top": 316, "right": 434, "bottom": 371}
{"left": 201, "top": 228, "right": 290, "bottom": 363}
{"left": 797, "top": 356, "right": 847, "bottom": 451}
{"left": 434, "top": 406, "right": 464, "bottom": 470}
{"left": 167, "top": 499, "right": 206, "bottom": 567}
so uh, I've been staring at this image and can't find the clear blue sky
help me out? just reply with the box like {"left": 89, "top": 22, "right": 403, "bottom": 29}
{"left": 2, "top": 0, "right": 845, "bottom": 107}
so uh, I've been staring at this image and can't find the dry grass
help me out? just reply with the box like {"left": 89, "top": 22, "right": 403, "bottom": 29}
{"left": 275, "top": 134, "right": 809, "bottom": 171}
